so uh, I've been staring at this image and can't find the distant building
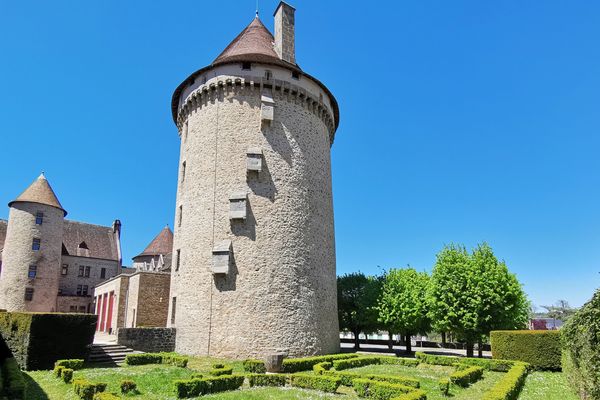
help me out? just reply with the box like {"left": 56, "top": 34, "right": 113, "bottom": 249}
{"left": 0, "top": 174, "right": 122, "bottom": 313}
{"left": 94, "top": 227, "right": 172, "bottom": 333}
{"left": 529, "top": 318, "right": 564, "bottom": 330}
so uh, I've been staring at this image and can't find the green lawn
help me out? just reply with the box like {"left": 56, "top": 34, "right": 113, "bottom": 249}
{"left": 23, "top": 357, "right": 579, "bottom": 400}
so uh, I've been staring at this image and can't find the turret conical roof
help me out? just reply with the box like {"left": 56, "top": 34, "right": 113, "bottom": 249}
{"left": 9, "top": 173, "right": 67, "bottom": 216}
{"left": 133, "top": 226, "right": 173, "bottom": 259}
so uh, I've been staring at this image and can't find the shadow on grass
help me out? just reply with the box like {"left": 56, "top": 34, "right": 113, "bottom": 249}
{"left": 23, "top": 373, "right": 50, "bottom": 400}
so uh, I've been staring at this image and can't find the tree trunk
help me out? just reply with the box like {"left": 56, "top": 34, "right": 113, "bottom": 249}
{"left": 388, "top": 331, "right": 394, "bottom": 350}
{"left": 466, "top": 342, "right": 474, "bottom": 358}
{"left": 478, "top": 340, "right": 483, "bottom": 358}
{"left": 441, "top": 332, "right": 447, "bottom": 347}
{"left": 405, "top": 335, "right": 412, "bottom": 354}
{"left": 353, "top": 331, "right": 361, "bottom": 350}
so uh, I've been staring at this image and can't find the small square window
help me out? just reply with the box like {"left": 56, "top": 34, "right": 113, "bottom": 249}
{"left": 24, "top": 288, "right": 34, "bottom": 301}
{"left": 28, "top": 265, "right": 37, "bottom": 279}
{"left": 61, "top": 264, "right": 68, "bottom": 275}
{"left": 100, "top": 268, "right": 106, "bottom": 279}
{"left": 241, "top": 62, "right": 251, "bottom": 70}
{"left": 35, "top": 212, "right": 44, "bottom": 225}
{"left": 84, "top": 266, "right": 91, "bottom": 278}
{"left": 32, "top": 238, "right": 41, "bottom": 251}
{"left": 78, "top": 266, "right": 84, "bottom": 277}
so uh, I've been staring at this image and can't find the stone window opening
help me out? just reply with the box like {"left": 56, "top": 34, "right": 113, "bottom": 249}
{"left": 181, "top": 161, "right": 186, "bottom": 184}
{"left": 24, "top": 288, "right": 34, "bottom": 301}
{"left": 84, "top": 266, "right": 91, "bottom": 278}
{"left": 264, "top": 70, "right": 273, "bottom": 80}
{"left": 82, "top": 285, "right": 89, "bottom": 296}
{"left": 28, "top": 265, "right": 37, "bottom": 279}
{"left": 241, "top": 62, "right": 251, "bottom": 71}
{"left": 176, "top": 249, "right": 181, "bottom": 271}
{"left": 171, "top": 297, "right": 177, "bottom": 325}
{"left": 61, "top": 264, "right": 68, "bottom": 275}
{"left": 32, "top": 238, "right": 41, "bottom": 251}
{"left": 178, "top": 205, "right": 183, "bottom": 227}
{"left": 100, "top": 268, "right": 106, "bottom": 279}
{"left": 35, "top": 212, "right": 44, "bottom": 225}
{"left": 78, "top": 266, "right": 85, "bottom": 277}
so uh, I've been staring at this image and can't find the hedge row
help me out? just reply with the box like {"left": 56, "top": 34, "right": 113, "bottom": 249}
{"left": 209, "top": 365, "right": 233, "bottom": 376}
{"left": 324, "top": 370, "right": 420, "bottom": 388}
{"left": 313, "top": 361, "right": 333, "bottom": 374}
{"left": 54, "top": 359, "right": 84, "bottom": 370}
{"left": 174, "top": 375, "right": 245, "bottom": 398}
{"left": 389, "top": 391, "right": 427, "bottom": 400}
{"left": 481, "top": 363, "right": 529, "bottom": 400}
{"left": 289, "top": 374, "right": 342, "bottom": 393}
{"left": 352, "top": 378, "right": 418, "bottom": 399}
{"left": 242, "top": 359, "right": 266, "bottom": 373}
{"left": 415, "top": 352, "right": 515, "bottom": 372}
{"left": 449, "top": 366, "right": 484, "bottom": 387}
{"left": 93, "top": 393, "right": 119, "bottom": 400}
{"left": 490, "top": 330, "right": 561, "bottom": 371}
{"left": 2, "top": 358, "right": 25, "bottom": 399}
{"left": 73, "top": 379, "right": 107, "bottom": 400}
{"left": 334, "top": 357, "right": 380, "bottom": 370}
{"left": 247, "top": 373, "right": 287, "bottom": 387}
{"left": 124, "top": 352, "right": 188, "bottom": 368}
{"left": 282, "top": 353, "right": 358, "bottom": 373}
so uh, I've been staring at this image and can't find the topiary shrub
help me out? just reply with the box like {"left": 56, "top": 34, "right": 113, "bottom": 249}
{"left": 247, "top": 373, "right": 287, "bottom": 387}
{"left": 0, "top": 313, "right": 96, "bottom": 370}
{"left": 481, "top": 362, "right": 529, "bottom": 400}
{"left": 290, "top": 374, "right": 341, "bottom": 393}
{"left": 438, "top": 378, "right": 450, "bottom": 396}
{"left": 54, "top": 365, "right": 65, "bottom": 378}
{"left": 449, "top": 366, "right": 484, "bottom": 387}
{"left": 93, "top": 393, "right": 120, "bottom": 400}
{"left": 210, "top": 366, "right": 233, "bottom": 376}
{"left": 313, "top": 361, "right": 332, "bottom": 374}
{"left": 55, "top": 359, "right": 85, "bottom": 370}
{"left": 281, "top": 353, "right": 358, "bottom": 373}
{"left": 73, "top": 379, "right": 107, "bottom": 400}
{"left": 125, "top": 352, "right": 188, "bottom": 368}
{"left": 352, "top": 378, "right": 415, "bottom": 399}
{"left": 324, "top": 370, "right": 419, "bottom": 388}
{"left": 333, "top": 356, "right": 381, "bottom": 370}
{"left": 173, "top": 375, "right": 244, "bottom": 398}
{"left": 62, "top": 368, "right": 74, "bottom": 384}
{"left": 242, "top": 359, "right": 266, "bottom": 373}
{"left": 416, "top": 351, "right": 515, "bottom": 372}
{"left": 120, "top": 380, "right": 137, "bottom": 394}
{"left": 562, "top": 288, "right": 600, "bottom": 400}
{"left": 490, "top": 330, "right": 561, "bottom": 371}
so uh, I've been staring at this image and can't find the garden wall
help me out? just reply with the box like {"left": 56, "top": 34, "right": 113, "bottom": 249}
{"left": 117, "top": 327, "right": 176, "bottom": 352}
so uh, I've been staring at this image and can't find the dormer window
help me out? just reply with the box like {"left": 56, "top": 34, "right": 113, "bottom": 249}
{"left": 35, "top": 212, "right": 44, "bottom": 225}
{"left": 291, "top": 70, "right": 300, "bottom": 80}
{"left": 78, "top": 241, "right": 90, "bottom": 257}
{"left": 241, "top": 62, "right": 251, "bottom": 71}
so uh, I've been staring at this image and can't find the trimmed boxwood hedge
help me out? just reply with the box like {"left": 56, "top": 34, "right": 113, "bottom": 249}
{"left": 93, "top": 393, "right": 120, "bottom": 400}
{"left": 242, "top": 359, "right": 266, "bottom": 373}
{"left": 173, "top": 375, "right": 245, "bottom": 398}
{"left": 2, "top": 357, "right": 25, "bottom": 399}
{"left": 0, "top": 312, "right": 96, "bottom": 370}
{"left": 125, "top": 352, "right": 188, "bottom": 367}
{"left": 490, "top": 330, "right": 561, "bottom": 371}
{"left": 55, "top": 359, "right": 84, "bottom": 370}
{"left": 73, "top": 379, "right": 107, "bottom": 400}
{"left": 247, "top": 373, "right": 287, "bottom": 387}
{"left": 449, "top": 366, "right": 484, "bottom": 387}
{"left": 481, "top": 362, "right": 529, "bottom": 400}
{"left": 289, "top": 374, "right": 341, "bottom": 393}
{"left": 415, "top": 352, "right": 515, "bottom": 372}
{"left": 352, "top": 378, "right": 416, "bottom": 399}
{"left": 282, "top": 353, "right": 358, "bottom": 373}
{"left": 390, "top": 391, "right": 427, "bottom": 400}
{"left": 324, "top": 370, "right": 420, "bottom": 388}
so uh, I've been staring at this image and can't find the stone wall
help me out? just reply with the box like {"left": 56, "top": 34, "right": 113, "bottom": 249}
{"left": 117, "top": 327, "right": 176, "bottom": 353}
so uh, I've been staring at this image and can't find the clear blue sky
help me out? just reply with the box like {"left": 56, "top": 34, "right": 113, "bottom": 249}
{"left": 1, "top": 1, "right": 598, "bottom": 309}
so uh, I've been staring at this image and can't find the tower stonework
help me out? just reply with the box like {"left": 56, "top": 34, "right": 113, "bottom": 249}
{"left": 168, "top": 3, "right": 340, "bottom": 358}
{"left": 0, "top": 174, "right": 65, "bottom": 312}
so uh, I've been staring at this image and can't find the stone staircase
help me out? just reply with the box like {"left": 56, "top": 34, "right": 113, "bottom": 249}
{"left": 88, "top": 343, "right": 140, "bottom": 366}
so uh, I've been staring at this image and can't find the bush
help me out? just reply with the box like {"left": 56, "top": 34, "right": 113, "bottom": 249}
{"left": 242, "top": 359, "right": 266, "bottom": 373}
{"left": 0, "top": 312, "right": 96, "bottom": 370}
{"left": 491, "top": 330, "right": 561, "bottom": 371}
{"left": 333, "top": 356, "right": 381, "bottom": 370}
{"left": 390, "top": 391, "right": 427, "bottom": 400}
{"left": 449, "top": 366, "right": 484, "bottom": 387}
{"left": 290, "top": 373, "right": 341, "bottom": 393}
{"left": 210, "top": 366, "right": 233, "bottom": 376}
{"left": 313, "top": 361, "right": 333, "bottom": 374}
{"left": 352, "top": 378, "right": 415, "bottom": 399}
{"left": 378, "top": 357, "right": 420, "bottom": 367}
{"left": 62, "top": 368, "right": 74, "bottom": 384}
{"left": 73, "top": 379, "right": 107, "bottom": 400}
{"left": 173, "top": 375, "right": 244, "bottom": 398}
{"left": 562, "top": 289, "right": 600, "bottom": 400}
{"left": 93, "top": 394, "right": 120, "bottom": 400}
{"left": 282, "top": 353, "right": 358, "bottom": 373}
{"left": 247, "top": 373, "right": 287, "bottom": 387}
{"left": 161, "top": 353, "right": 188, "bottom": 368}
{"left": 54, "top": 365, "right": 64, "bottom": 378}
{"left": 120, "top": 380, "right": 137, "bottom": 393}
{"left": 55, "top": 359, "right": 85, "bottom": 370}
{"left": 416, "top": 351, "right": 516, "bottom": 372}
{"left": 324, "top": 370, "right": 419, "bottom": 388}
{"left": 415, "top": 352, "right": 458, "bottom": 366}
{"left": 2, "top": 358, "right": 25, "bottom": 399}
{"left": 125, "top": 352, "right": 188, "bottom": 368}
{"left": 438, "top": 378, "right": 450, "bottom": 396}
{"left": 481, "top": 362, "right": 529, "bottom": 400}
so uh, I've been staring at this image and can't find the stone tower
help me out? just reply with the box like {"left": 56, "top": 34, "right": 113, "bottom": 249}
{"left": 167, "top": 2, "right": 340, "bottom": 358}
{"left": 0, "top": 174, "right": 66, "bottom": 312}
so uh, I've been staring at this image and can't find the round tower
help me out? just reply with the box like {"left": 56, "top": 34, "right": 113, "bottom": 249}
{"left": 167, "top": 3, "right": 340, "bottom": 358}
{"left": 0, "top": 174, "right": 65, "bottom": 312}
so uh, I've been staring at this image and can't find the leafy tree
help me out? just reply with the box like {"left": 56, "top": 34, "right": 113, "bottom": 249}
{"left": 337, "top": 272, "right": 382, "bottom": 349}
{"left": 427, "top": 243, "right": 529, "bottom": 357}
{"left": 377, "top": 268, "right": 430, "bottom": 354}
{"left": 541, "top": 300, "right": 577, "bottom": 325}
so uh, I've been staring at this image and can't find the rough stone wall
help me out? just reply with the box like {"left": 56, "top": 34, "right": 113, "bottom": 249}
{"left": 117, "top": 327, "right": 176, "bottom": 353}
{"left": 56, "top": 295, "right": 93, "bottom": 313}
{"left": 135, "top": 272, "right": 170, "bottom": 327}
{"left": 59, "top": 255, "right": 119, "bottom": 296}
{"left": 0, "top": 203, "right": 63, "bottom": 312}
{"left": 169, "top": 68, "right": 339, "bottom": 359}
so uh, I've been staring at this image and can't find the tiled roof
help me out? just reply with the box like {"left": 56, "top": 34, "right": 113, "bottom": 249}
{"left": 134, "top": 226, "right": 173, "bottom": 259}
{"left": 62, "top": 220, "right": 120, "bottom": 261}
{"left": 0, "top": 219, "right": 7, "bottom": 258}
{"left": 9, "top": 174, "right": 66, "bottom": 216}
{"left": 213, "top": 17, "right": 295, "bottom": 68}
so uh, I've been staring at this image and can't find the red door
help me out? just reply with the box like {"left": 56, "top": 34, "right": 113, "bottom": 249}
{"left": 100, "top": 293, "right": 108, "bottom": 332}
{"left": 96, "top": 295, "right": 103, "bottom": 331}
{"left": 106, "top": 291, "right": 114, "bottom": 333}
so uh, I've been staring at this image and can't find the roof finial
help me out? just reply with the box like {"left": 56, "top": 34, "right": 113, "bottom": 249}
{"left": 255, "top": 0, "right": 259, "bottom": 17}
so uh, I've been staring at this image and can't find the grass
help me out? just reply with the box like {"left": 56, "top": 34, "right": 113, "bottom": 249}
{"left": 22, "top": 356, "right": 577, "bottom": 400}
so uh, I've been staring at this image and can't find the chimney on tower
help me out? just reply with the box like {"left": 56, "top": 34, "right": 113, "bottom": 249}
{"left": 274, "top": 2, "right": 296, "bottom": 65}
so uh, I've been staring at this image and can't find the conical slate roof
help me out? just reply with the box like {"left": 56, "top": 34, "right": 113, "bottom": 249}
{"left": 213, "top": 17, "right": 296, "bottom": 68}
{"left": 134, "top": 226, "right": 173, "bottom": 259}
{"left": 9, "top": 174, "right": 67, "bottom": 216}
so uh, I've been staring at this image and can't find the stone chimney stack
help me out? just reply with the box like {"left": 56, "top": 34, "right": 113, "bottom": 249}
{"left": 274, "top": 2, "right": 296, "bottom": 64}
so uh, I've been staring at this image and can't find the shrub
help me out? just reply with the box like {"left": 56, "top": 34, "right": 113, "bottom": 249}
{"left": 390, "top": 391, "right": 427, "bottom": 400}
{"left": 290, "top": 373, "right": 341, "bottom": 393}
{"left": 210, "top": 366, "right": 233, "bottom": 376}
{"left": 324, "top": 370, "right": 419, "bottom": 388}
{"left": 352, "top": 378, "right": 415, "bottom": 399}
{"left": 62, "top": 368, "right": 74, "bottom": 384}
{"left": 378, "top": 357, "right": 420, "bottom": 367}
{"left": 0, "top": 312, "right": 96, "bottom": 370}
{"left": 247, "top": 373, "right": 287, "bottom": 387}
{"left": 173, "top": 375, "right": 244, "bottom": 398}
{"left": 174, "top": 378, "right": 207, "bottom": 398}
{"left": 2, "top": 358, "right": 26, "bottom": 399}
{"left": 161, "top": 353, "right": 189, "bottom": 368}
{"left": 242, "top": 359, "right": 266, "bottom": 373}
{"left": 55, "top": 359, "right": 85, "bottom": 370}
{"left": 438, "top": 378, "right": 450, "bottom": 396}
{"left": 333, "top": 356, "right": 381, "bottom": 370}
{"left": 54, "top": 365, "right": 65, "bottom": 378}
{"left": 416, "top": 351, "right": 515, "bottom": 372}
{"left": 562, "top": 289, "right": 600, "bottom": 400}
{"left": 491, "top": 330, "right": 561, "bottom": 371}
{"left": 93, "top": 394, "right": 120, "bottom": 400}
{"left": 481, "top": 362, "right": 529, "bottom": 400}
{"left": 212, "top": 363, "right": 225, "bottom": 368}
{"left": 120, "top": 380, "right": 137, "bottom": 393}
{"left": 449, "top": 366, "right": 484, "bottom": 387}
{"left": 125, "top": 352, "right": 188, "bottom": 367}
{"left": 313, "top": 361, "right": 332, "bottom": 374}
{"left": 190, "top": 373, "right": 203, "bottom": 379}
{"left": 73, "top": 379, "right": 107, "bottom": 400}
{"left": 282, "top": 353, "right": 358, "bottom": 373}
{"left": 415, "top": 352, "right": 458, "bottom": 366}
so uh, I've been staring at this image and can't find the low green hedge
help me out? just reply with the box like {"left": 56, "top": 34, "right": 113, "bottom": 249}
{"left": 313, "top": 361, "right": 333, "bottom": 374}
{"left": 324, "top": 370, "right": 419, "bottom": 388}
{"left": 120, "top": 380, "right": 137, "bottom": 393}
{"left": 449, "top": 366, "right": 484, "bottom": 387}
{"left": 333, "top": 356, "right": 381, "bottom": 370}
{"left": 415, "top": 352, "right": 458, "bottom": 366}
{"left": 2, "top": 358, "right": 25, "bottom": 399}
{"left": 55, "top": 359, "right": 84, "bottom": 370}
{"left": 125, "top": 352, "right": 188, "bottom": 367}
{"left": 290, "top": 373, "right": 342, "bottom": 393}
{"left": 282, "top": 353, "right": 358, "bottom": 373}
{"left": 438, "top": 378, "right": 450, "bottom": 396}
{"left": 93, "top": 393, "right": 120, "bottom": 400}
{"left": 352, "top": 378, "right": 416, "bottom": 399}
{"left": 481, "top": 362, "right": 529, "bottom": 400}
{"left": 210, "top": 366, "right": 233, "bottom": 376}
{"left": 378, "top": 357, "right": 420, "bottom": 367}
{"left": 73, "top": 379, "right": 107, "bottom": 400}
{"left": 62, "top": 368, "right": 74, "bottom": 384}
{"left": 491, "top": 330, "right": 561, "bottom": 371}
{"left": 415, "top": 352, "right": 515, "bottom": 372}
{"left": 390, "top": 391, "right": 427, "bottom": 400}
{"left": 242, "top": 359, "right": 266, "bottom": 373}
{"left": 247, "top": 373, "right": 287, "bottom": 387}
{"left": 173, "top": 375, "right": 245, "bottom": 398}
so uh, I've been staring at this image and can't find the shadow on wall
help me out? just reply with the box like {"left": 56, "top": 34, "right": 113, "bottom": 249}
{"left": 248, "top": 142, "right": 277, "bottom": 203}
{"left": 230, "top": 198, "right": 257, "bottom": 241}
